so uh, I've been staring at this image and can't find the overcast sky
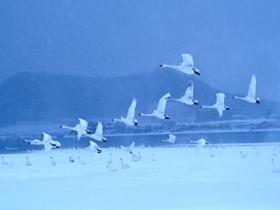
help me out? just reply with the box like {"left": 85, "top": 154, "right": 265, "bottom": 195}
{"left": 0, "top": 0, "right": 280, "bottom": 101}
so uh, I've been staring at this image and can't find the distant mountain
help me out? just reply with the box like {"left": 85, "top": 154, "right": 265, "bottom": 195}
{"left": 0, "top": 71, "right": 278, "bottom": 126}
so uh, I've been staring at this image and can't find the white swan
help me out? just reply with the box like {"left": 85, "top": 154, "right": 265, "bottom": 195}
{"left": 49, "top": 156, "right": 56, "bottom": 166}
{"left": 77, "top": 156, "right": 86, "bottom": 165}
{"left": 161, "top": 134, "right": 177, "bottom": 144}
{"left": 271, "top": 158, "right": 280, "bottom": 173}
{"left": 112, "top": 98, "right": 138, "bottom": 126}
{"left": 168, "top": 81, "right": 199, "bottom": 105}
{"left": 60, "top": 118, "right": 91, "bottom": 140}
{"left": 85, "top": 121, "right": 107, "bottom": 142}
{"left": 240, "top": 151, "right": 247, "bottom": 159}
{"left": 25, "top": 132, "right": 61, "bottom": 151}
{"left": 131, "top": 152, "right": 142, "bottom": 162}
{"left": 152, "top": 154, "right": 156, "bottom": 162}
{"left": 139, "top": 93, "right": 171, "bottom": 119}
{"left": 120, "top": 158, "right": 130, "bottom": 169}
{"left": 190, "top": 138, "right": 208, "bottom": 146}
{"left": 160, "top": 53, "right": 200, "bottom": 76}
{"left": 88, "top": 141, "right": 102, "bottom": 153}
{"left": 201, "top": 93, "right": 230, "bottom": 117}
{"left": 25, "top": 156, "right": 32, "bottom": 166}
{"left": 233, "top": 74, "right": 260, "bottom": 104}
{"left": 1, "top": 156, "right": 8, "bottom": 165}
{"left": 121, "top": 142, "right": 135, "bottom": 154}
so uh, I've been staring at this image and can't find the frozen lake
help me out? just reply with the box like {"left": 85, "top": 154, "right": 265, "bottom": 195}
{"left": 1, "top": 144, "right": 280, "bottom": 210}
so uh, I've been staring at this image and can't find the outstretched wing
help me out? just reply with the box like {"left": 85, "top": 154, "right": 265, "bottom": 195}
{"left": 247, "top": 74, "right": 256, "bottom": 98}
{"left": 157, "top": 93, "right": 170, "bottom": 113}
{"left": 126, "top": 98, "right": 137, "bottom": 120}
{"left": 181, "top": 53, "right": 194, "bottom": 67}
{"left": 216, "top": 93, "right": 225, "bottom": 106}
{"left": 129, "top": 141, "right": 135, "bottom": 149}
{"left": 183, "top": 81, "right": 194, "bottom": 100}
{"left": 79, "top": 118, "right": 88, "bottom": 129}
{"left": 94, "top": 122, "right": 103, "bottom": 136}
{"left": 43, "top": 132, "right": 52, "bottom": 142}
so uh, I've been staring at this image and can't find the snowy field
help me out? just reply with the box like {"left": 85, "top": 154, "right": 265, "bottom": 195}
{"left": 1, "top": 144, "right": 280, "bottom": 210}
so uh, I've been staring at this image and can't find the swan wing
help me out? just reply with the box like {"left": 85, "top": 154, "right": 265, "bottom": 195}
{"left": 181, "top": 53, "right": 194, "bottom": 66}
{"left": 78, "top": 118, "right": 88, "bottom": 129}
{"left": 183, "top": 81, "right": 194, "bottom": 100}
{"left": 216, "top": 93, "right": 225, "bottom": 106}
{"left": 247, "top": 74, "right": 256, "bottom": 98}
{"left": 126, "top": 98, "right": 137, "bottom": 120}
{"left": 95, "top": 121, "right": 103, "bottom": 136}
{"left": 157, "top": 93, "right": 170, "bottom": 113}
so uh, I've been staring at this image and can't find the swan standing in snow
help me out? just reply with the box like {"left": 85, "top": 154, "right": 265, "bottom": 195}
{"left": 233, "top": 74, "right": 260, "bottom": 104}
{"left": 1, "top": 156, "right": 8, "bottom": 165}
{"left": 152, "top": 154, "right": 156, "bottom": 162}
{"left": 168, "top": 81, "right": 199, "bottom": 105}
{"left": 68, "top": 156, "right": 75, "bottom": 163}
{"left": 88, "top": 141, "right": 102, "bottom": 153}
{"left": 160, "top": 53, "right": 200, "bottom": 76}
{"left": 161, "top": 134, "right": 177, "bottom": 144}
{"left": 112, "top": 98, "right": 138, "bottom": 126}
{"left": 139, "top": 93, "right": 171, "bottom": 119}
{"left": 106, "top": 153, "right": 118, "bottom": 172}
{"left": 271, "top": 158, "right": 280, "bottom": 173}
{"left": 201, "top": 93, "right": 230, "bottom": 117}
{"left": 121, "top": 142, "right": 135, "bottom": 154}
{"left": 131, "top": 152, "right": 142, "bottom": 162}
{"left": 209, "top": 146, "right": 216, "bottom": 158}
{"left": 190, "top": 138, "right": 209, "bottom": 147}
{"left": 49, "top": 156, "right": 56, "bottom": 166}
{"left": 25, "top": 156, "right": 32, "bottom": 166}
{"left": 85, "top": 122, "right": 107, "bottom": 143}
{"left": 60, "top": 118, "right": 92, "bottom": 140}
{"left": 25, "top": 132, "right": 61, "bottom": 151}
{"left": 77, "top": 156, "right": 86, "bottom": 165}
{"left": 120, "top": 158, "right": 130, "bottom": 169}
{"left": 240, "top": 151, "right": 247, "bottom": 159}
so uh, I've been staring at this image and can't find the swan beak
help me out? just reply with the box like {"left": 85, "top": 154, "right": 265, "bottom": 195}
{"left": 194, "top": 69, "right": 200, "bottom": 76}
{"left": 86, "top": 129, "right": 93, "bottom": 134}
{"left": 193, "top": 100, "right": 199, "bottom": 105}
{"left": 134, "top": 122, "right": 138, "bottom": 126}
{"left": 159, "top": 64, "right": 163, "bottom": 67}
{"left": 164, "top": 115, "right": 170, "bottom": 119}
{"left": 102, "top": 138, "right": 107, "bottom": 143}
{"left": 226, "top": 107, "right": 230, "bottom": 110}
{"left": 256, "top": 100, "right": 260, "bottom": 104}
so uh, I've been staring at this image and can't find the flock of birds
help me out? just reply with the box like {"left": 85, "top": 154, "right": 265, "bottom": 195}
{"left": 23, "top": 53, "right": 261, "bottom": 154}
{"left": 1, "top": 52, "right": 273, "bottom": 172}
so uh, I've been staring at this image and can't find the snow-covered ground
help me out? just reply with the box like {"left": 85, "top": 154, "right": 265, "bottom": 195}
{"left": 1, "top": 144, "right": 280, "bottom": 210}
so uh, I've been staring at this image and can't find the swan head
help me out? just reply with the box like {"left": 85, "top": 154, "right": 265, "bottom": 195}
{"left": 192, "top": 99, "right": 199, "bottom": 105}
{"left": 102, "top": 137, "right": 107, "bottom": 143}
{"left": 164, "top": 114, "right": 170, "bottom": 119}
{"left": 256, "top": 97, "right": 261, "bottom": 104}
{"left": 225, "top": 106, "right": 230, "bottom": 110}
{"left": 159, "top": 64, "right": 165, "bottom": 68}
{"left": 193, "top": 68, "right": 200, "bottom": 76}
{"left": 133, "top": 119, "right": 138, "bottom": 126}
{"left": 86, "top": 129, "right": 93, "bottom": 134}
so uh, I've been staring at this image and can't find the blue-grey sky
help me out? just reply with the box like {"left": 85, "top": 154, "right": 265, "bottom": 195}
{"left": 0, "top": 0, "right": 280, "bottom": 101}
